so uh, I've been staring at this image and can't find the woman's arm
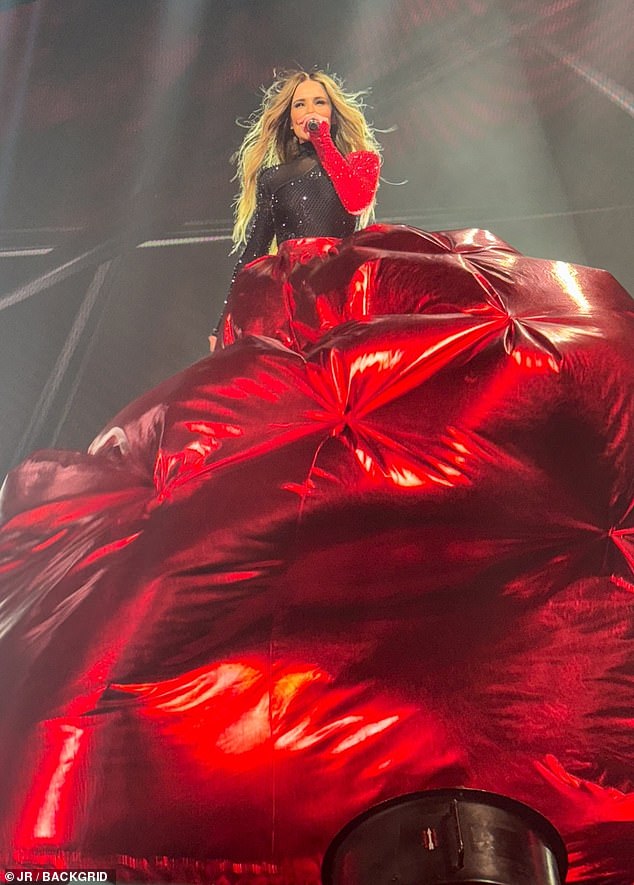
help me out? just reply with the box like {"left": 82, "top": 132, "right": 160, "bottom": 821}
{"left": 212, "top": 173, "right": 275, "bottom": 342}
{"left": 231, "top": 172, "right": 275, "bottom": 284}
{"left": 309, "top": 122, "right": 380, "bottom": 215}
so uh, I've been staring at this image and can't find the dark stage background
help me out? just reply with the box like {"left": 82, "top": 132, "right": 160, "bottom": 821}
{"left": 0, "top": 0, "right": 632, "bottom": 477}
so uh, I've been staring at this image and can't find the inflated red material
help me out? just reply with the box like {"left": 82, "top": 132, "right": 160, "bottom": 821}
{"left": 0, "top": 225, "right": 633, "bottom": 883}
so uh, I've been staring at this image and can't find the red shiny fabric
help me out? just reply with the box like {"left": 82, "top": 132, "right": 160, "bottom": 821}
{"left": 310, "top": 124, "right": 380, "bottom": 215}
{"left": 1, "top": 225, "right": 633, "bottom": 884}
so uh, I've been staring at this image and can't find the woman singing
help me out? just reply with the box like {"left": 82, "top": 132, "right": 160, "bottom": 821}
{"left": 212, "top": 68, "right": 382, "bottom": 348}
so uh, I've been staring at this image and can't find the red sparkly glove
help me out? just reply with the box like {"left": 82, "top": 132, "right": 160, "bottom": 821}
{"left": 310, "top": 121, "right": 380, "bottom": 215}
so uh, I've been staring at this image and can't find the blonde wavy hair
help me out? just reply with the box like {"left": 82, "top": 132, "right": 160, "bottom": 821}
{"left": 231, "top": 68, "right": 382, "bottom": 252}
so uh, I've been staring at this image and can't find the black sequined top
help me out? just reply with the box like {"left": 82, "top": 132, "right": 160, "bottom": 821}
{"left": 232, "top": 142, "right": 357, "bottom": 282}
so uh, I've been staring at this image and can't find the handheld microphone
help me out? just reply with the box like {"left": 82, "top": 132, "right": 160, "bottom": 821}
{"left": 307, "top": 119, "right": 320, "bottom": 133}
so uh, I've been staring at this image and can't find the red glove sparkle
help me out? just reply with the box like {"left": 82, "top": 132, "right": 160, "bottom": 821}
{"left": 310, "top": 121, "right": 380, "bottom": 215}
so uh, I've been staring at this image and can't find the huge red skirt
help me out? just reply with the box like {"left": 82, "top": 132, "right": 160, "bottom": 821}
{"left": 0, "top": 225, "right": 633, "bottom": 883}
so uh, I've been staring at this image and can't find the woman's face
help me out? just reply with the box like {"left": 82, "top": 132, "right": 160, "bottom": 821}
{"left": 290, "top": 79, "right": 333, "bottom": 142}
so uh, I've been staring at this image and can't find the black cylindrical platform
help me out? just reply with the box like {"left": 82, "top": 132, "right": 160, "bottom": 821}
{"left": 322, "top": 788, "right": 568, "bottom": 885}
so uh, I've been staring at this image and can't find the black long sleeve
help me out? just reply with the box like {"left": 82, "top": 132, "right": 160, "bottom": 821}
{"left": 231, "top": 173, "right": 275, "bottom": 284}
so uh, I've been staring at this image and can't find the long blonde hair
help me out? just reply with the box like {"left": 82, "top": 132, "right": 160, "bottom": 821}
{"left": 231, "top": 69, "right": 381, "bottom": 252}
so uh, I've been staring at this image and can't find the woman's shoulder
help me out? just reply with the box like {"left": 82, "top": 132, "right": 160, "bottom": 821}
{"left": 258, "top": 164, "right": 282, "bottom": 185}
{"left": 258, "top": 159, "right": 310, "bottom": 194}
